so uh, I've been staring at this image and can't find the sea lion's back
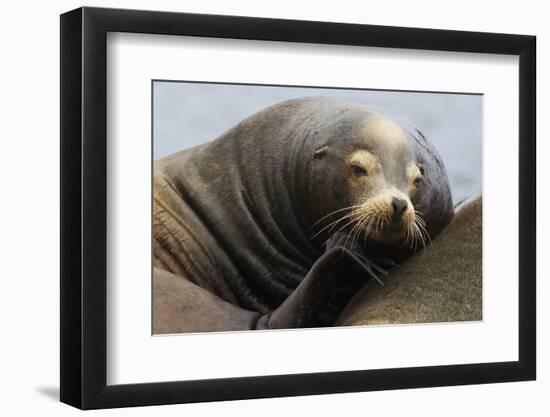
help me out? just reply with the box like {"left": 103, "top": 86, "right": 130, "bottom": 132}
{"left": 153, "top": 146, "right": 240, "bottom": 305}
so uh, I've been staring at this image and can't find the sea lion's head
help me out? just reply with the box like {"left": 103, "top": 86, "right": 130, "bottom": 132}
{"left": 309, "top": 110, "right": 444, "bottom": 253}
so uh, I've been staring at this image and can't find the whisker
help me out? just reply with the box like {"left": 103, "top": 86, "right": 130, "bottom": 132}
{"left": 416, "top": 219, "right": 431, "bottom": 249}
{"left": 315, "top": 208, "right": 377, "bottom": 246}
{"left": 347, "top": 206, "right": 381, "bottom": 250}
{"left": 365, "top": 210, "right": 380, "bottom": 238}
{"left": 311, "top": 204, "right": 365, "bottom": 228}
{"left": 320, "top": 213, "right": 367, "bottom": 247}
{"left": 344, "top": 210, "right": 370, "bottom": 250}
{"left": 414, "top": 211, "right": 431, "bottom": 245}
{"left": 349, "top": 222, "right": 361, "bottom": 250}
{"left": 351, "top": 211, "right": 373, "bottom": 249}
{"left": 405, "top": 222, "right": 412, "bottom": 247}
{"left": 413, "top": 224, "right": 421, "bottom": 252}
{"left": 362, "top": 214, "right": 376, "bottom": 242}
{"left": 310, "top": 211, "right": 357, "bottom": 240}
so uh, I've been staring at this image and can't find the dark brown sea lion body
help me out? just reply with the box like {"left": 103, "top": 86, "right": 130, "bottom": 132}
{"left": 153, "top": 97, "right": 454, "bottom": 333}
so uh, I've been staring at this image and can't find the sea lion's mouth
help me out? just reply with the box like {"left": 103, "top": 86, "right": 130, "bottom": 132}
{"left": 385, "top": 220, "right": 405, "bottom": 231}
{"left": 356, "top": 207, "right": 430, "bottom": 250}
{"left": 366, "top": 222, "right": 404, "bottom": 243}
{"left": 311, "top": 201, "right": 429, "bottom": 251}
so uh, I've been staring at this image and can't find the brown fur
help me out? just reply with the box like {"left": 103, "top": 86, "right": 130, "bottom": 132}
{"left": 153, "top": 97, "right": 455, "bottom": 332}
{"left": 153, "top": 268, "right": 259, "bottom": 334}
{"left": 336, "top": 195, "right": 482, "bottom": 326}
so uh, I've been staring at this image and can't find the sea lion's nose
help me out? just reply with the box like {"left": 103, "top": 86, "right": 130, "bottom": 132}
{"left": 391, "top": 197, "right": 408, "bottom": 220}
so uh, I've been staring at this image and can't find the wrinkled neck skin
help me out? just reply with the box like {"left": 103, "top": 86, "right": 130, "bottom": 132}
{"left": 158, "top": 101, "right": 328, "bottom": 311}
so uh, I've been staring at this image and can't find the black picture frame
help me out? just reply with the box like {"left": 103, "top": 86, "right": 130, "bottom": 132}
{"left": 60, "top": 6, "right": 536, "bottom": 410}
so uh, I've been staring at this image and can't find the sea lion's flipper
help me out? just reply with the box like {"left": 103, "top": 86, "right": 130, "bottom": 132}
{"left": 259, "top": 243, "right": 385, "bottom": 329}
{"left": 154, "top": 235, "right": 394, "bottom": 332}
{"left": 325, "top": 232, "right": 393, "bottom": 283}
{"left": 326, "top": 234, "right": 399, "bottom": 270}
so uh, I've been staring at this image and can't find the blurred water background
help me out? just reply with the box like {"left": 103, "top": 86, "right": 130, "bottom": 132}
{"left": 153, "top": 81, "right": 482, "bottom": 204}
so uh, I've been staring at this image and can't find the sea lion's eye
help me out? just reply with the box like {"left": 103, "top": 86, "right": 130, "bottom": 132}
{"left": 351, "top": 164, "right": 367, "bottom": 177}
{"left": 419, "top": 166, "right": 425, "bottom": 175}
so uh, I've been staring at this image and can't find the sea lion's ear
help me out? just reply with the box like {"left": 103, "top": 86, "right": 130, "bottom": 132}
{"left": 313, "top": 146, "right": 329, "bottom": 160}
{"left": 418, "top": 164, "right": 425, "bottom": 176}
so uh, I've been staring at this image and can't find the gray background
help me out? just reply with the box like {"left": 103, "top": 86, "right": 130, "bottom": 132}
{"left": 153, "top": 81, "right": 482, "bottom": 204}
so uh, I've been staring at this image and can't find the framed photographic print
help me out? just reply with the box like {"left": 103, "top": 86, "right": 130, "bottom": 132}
{"left": 60, "top": 6, "right": 536, "bottom": 409}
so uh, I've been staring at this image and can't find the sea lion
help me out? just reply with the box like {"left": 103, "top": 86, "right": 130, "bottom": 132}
{"left": 336, "top": 195, "right": 482, "bottom": 326}
{"left": 153, "top": 96, "right": 454, "bottom": 333}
